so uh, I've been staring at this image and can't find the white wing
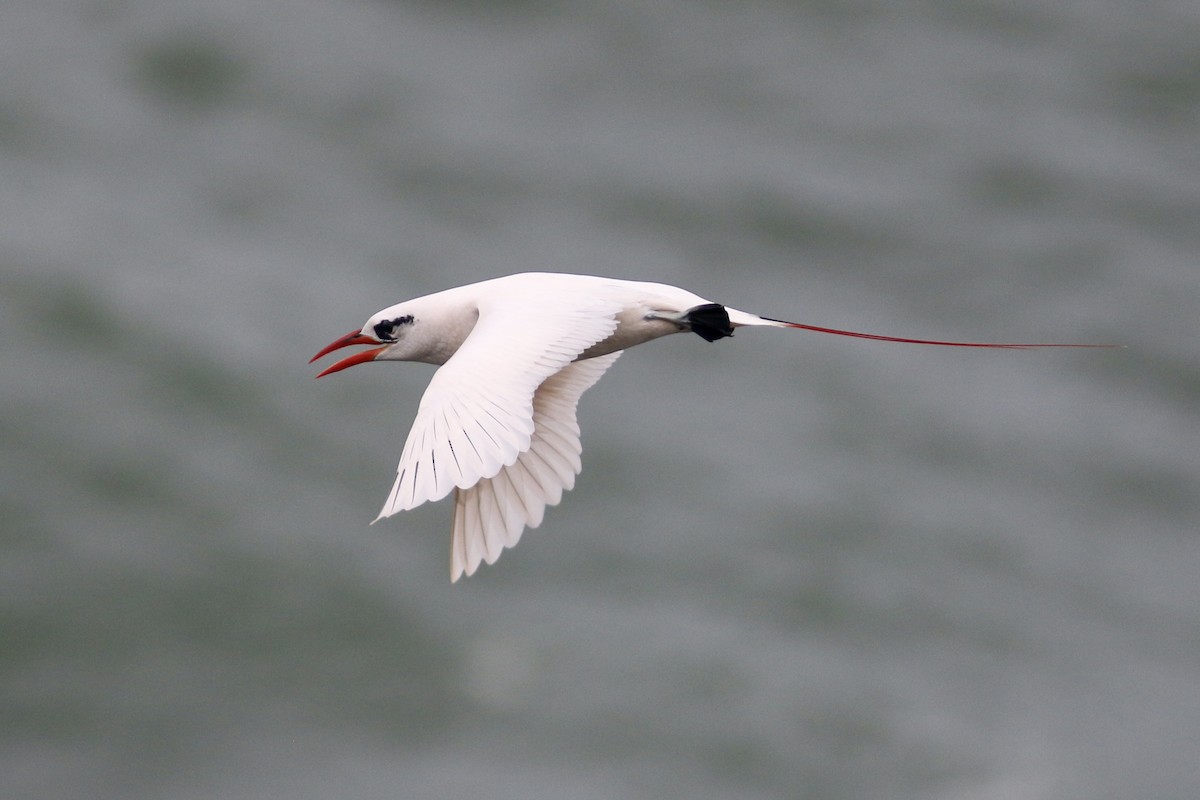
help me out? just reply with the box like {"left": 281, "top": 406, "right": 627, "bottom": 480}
{"left": 449, "top": 351, "right": 621, "bottom": 581}
{"left": 376, "top": 290, "right": 624, "bottom": 521}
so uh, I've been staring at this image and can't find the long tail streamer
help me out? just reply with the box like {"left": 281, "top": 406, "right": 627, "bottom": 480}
{"left": 764, "top": 318, "right": 1120, "bottom": 350}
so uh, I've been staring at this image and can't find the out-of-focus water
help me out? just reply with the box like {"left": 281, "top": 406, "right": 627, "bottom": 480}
{"left": 3, "top": 1, "right": 1198, "bottom": 798}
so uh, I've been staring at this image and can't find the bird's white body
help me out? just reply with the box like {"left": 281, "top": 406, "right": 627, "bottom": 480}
{"left": 312, "top": 271, "right": 1106, "bottom": 581}
{"left": 317, "top": 273, "right": 787, "bottom": 580}
{"left": 365, "top": 272, "right": 765, "bottom": 365}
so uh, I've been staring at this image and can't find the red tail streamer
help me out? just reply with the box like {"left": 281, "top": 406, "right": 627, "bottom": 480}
{"left": 768, "top": 319, "right": 1121, "bottom": 350}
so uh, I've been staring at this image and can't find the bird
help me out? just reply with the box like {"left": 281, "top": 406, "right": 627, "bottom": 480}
{"left": 311, "top": 272, "right": 1113, "bottom": 581}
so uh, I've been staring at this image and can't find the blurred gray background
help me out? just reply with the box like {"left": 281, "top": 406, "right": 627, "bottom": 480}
{"left": 2, "top": 1, "right": 1198, "bottom": 798}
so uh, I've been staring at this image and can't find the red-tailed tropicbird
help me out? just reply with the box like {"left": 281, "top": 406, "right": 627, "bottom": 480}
{"left": 311, "top": 272, "right": 1113, "bottom": 581}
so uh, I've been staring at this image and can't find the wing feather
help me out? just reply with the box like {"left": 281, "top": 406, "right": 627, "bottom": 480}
{"left": 377, "top": 293, "right": 623, "bottom": 520}
{"left": 370, "top": 286, "right": 626, "bottom": 581}
{"left": 451, "top": 490, "right": 467, "bottom": 580}
{"left": 505, "top": 455, "right": 547, "bottom": 529}
{"left": 462, "top": 487, "right": 485, "bottom": 573}
{"left": 449, "top": 351, "right": 622, "bottom": 581}
{"left": 475, "top": 480, "right": 502, "bottom": 564}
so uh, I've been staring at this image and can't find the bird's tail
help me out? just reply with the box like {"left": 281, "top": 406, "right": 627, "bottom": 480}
{"left": 727, "top": 308, "right": 1120, "bottom": 350}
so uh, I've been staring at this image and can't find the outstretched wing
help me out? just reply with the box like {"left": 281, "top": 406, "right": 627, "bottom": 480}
{"left": 449, "top": 352, "right": 621, "bottom": 581}
{"left": 375, "top": 292, "right": 623, "bottom": 521}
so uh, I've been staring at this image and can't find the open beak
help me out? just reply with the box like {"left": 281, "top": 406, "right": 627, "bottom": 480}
{"left": 310, "top": 331, "right": 387, "bottom": 378}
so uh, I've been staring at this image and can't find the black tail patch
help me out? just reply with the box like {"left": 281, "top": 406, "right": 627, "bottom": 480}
{"left": 685, "top": 303, "right": 734, "bottom": 342}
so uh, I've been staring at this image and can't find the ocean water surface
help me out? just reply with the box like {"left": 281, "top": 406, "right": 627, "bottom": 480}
{"left": 2, "top": 1, "right": 1199, "bottom": 798}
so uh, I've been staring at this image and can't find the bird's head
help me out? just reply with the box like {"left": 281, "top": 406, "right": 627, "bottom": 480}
{"left": 310, "top": 309, "right": 416, "bottom": 377}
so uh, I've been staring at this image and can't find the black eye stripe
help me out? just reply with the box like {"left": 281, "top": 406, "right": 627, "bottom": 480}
{"left": 373, "top": 315, "right": 414, "bottom": 341}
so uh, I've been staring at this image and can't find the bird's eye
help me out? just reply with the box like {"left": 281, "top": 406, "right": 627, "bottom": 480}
{"left": 373, "top": 315, "right": 413, "bottom": 342}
